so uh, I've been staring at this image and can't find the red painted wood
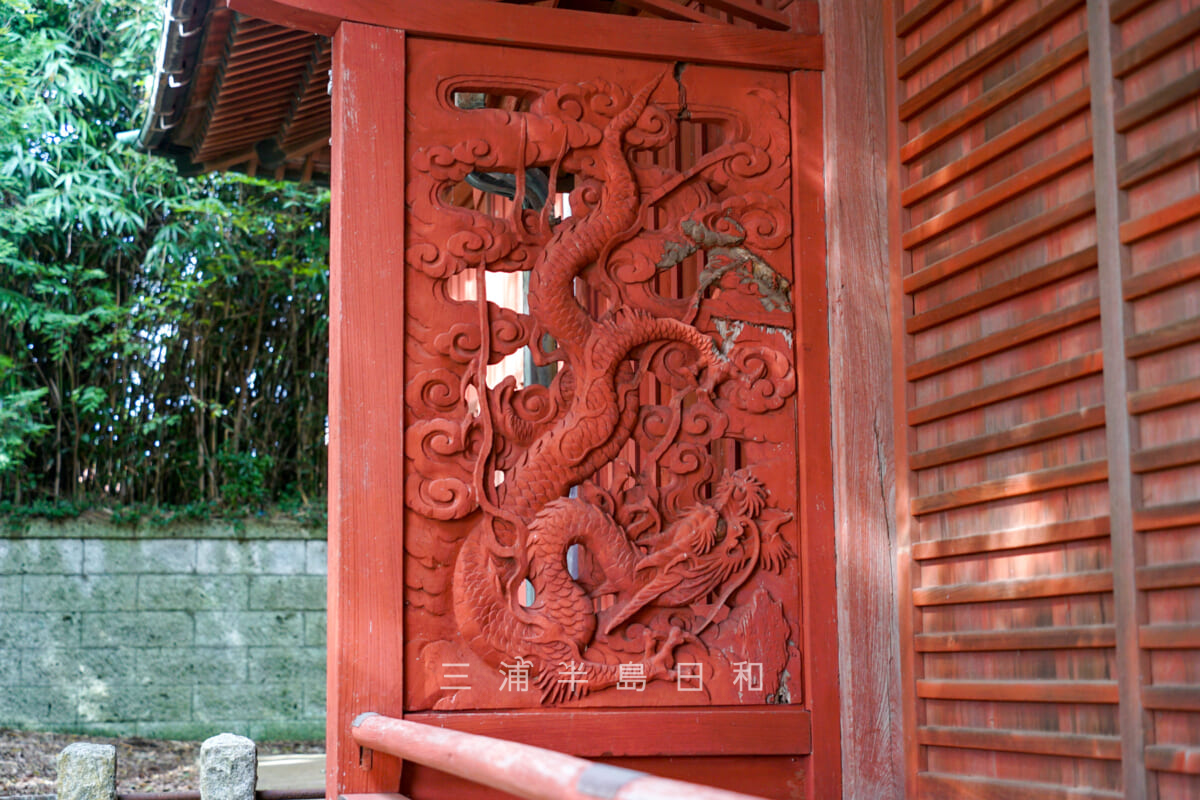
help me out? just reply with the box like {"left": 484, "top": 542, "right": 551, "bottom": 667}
{"left": 400, "top": 756, "right": 805, "bottom": 800}
{"left": 790, "top": 67, "right": 841, "bottom": 800}
{"left": 327, "top": 22, "right": 408, "bottom": 796}
{"left": 225, "top": 0, "right": 823, "bottom": 71}
{"left": 403, "top": 707, "right": 812, "bottom": 757}
{"left": 352, "top": 714, "right": 770, "bottom": 800}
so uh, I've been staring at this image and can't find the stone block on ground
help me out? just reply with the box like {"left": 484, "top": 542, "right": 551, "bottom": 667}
{"left": 56, "top": 742, "right": 116, "bottom": 800}
{"left": 200, "top": 733, "right": 257, "bottom": 800}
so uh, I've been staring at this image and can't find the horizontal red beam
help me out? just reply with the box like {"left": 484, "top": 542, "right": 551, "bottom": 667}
{"left": 351, "top": 713, "right": 772, "bottom": 800}
{"left": 405, "top": 706, "right": 812, "bottom": 757}
{"left": 226, "top": 0, "right": 823, "bottom": 71}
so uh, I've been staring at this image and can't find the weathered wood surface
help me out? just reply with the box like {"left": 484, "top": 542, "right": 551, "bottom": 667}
{"left": 821, "top": 0, "right": 906, "bottom": 798}
{"left": 403, "top": 707, "right": 812, "bottom": 757}
{"left": 1110, "top": 1, "right": 1200, "bottom": 798}
{"left": 327, "top": 22, "right": 408, "bottom": 797}
{"left": 226, "top": 0, "right": 823, "bottom": 71}
{"left": 324, "top": 23, "right": 834, "bottom": 799}
{"left": 885, "top": 0, "right": 1200, "bottom": 796}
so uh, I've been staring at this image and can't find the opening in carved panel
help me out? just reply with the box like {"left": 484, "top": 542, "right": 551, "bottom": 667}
{"left": 405, "top": 43, "right": 800, "bottom": 712}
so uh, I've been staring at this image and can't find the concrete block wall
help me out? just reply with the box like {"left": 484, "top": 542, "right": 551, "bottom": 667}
{"left": 0, "top": 517, "right": 326, "bottom": 740}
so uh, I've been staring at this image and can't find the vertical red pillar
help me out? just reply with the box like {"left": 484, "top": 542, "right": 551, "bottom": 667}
{"left": 328, "top": 22, "right": 408, "bottom": 797}
{"left": 790, "top": 68, "right": 841, "bottom": 800}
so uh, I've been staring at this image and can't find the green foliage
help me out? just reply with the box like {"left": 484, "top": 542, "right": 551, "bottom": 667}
{"left": 216, "top": 448, "right": 276, "bottom": 509}
{"left": 0, "top": 1, "right": 330, "bottom": 515}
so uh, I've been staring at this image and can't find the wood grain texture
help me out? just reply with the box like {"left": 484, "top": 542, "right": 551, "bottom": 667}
{"left": 900, "top": 87, "right": 1091, "bottom": 206}
{"left": 896, "top": 0, "right": 1015, "bottom": 79}
{"left": 1145, "top": 745, "right": 1200, "bottom": 774}
{"left": 918, "top": 773, "right": 1124, "bottom": 800}
{"left": 899, "top": 33, "right": 1089, "bottom": 162}
{"left": 1119, "top": 194, "right": 1200, "bottom": 244}
{"left": 226, "top": 0, "right": 823, "bottom": 71}
{"left": 400, "top": 756, "right": 807, "bottom": 800}
{"left": 1114, "top": 69, "right": 1200, "bottom": 133}
{"left": 915, "top": 679, "right": 1119, "bottom": 703}
{"left": 1088, "top": 3, "right": 1148, "bottom": 797}
{"left": 902, "top": 193, "right": 1097, "bottom": 293}
{"left": 911, "top": 517, "right": 1110, "bottom": 560}
{"left": 1134, "top": 501, "right": 1200, "bottom": 531}
{"left": 910, "top": 459, "right": 1108, "bottom": 516}
{"left": 906, "top": 247, "right": 1099, "bottom": 333}
{"left": 897, "top": 0, "right": 1083, "bottom": 120}
{"left": 327, "top": 22, "right": 408, "bottom": 797}
{"left": 914, "top": 625, "right": 1116, "bottom": 652}
{"left": 911, "top": 569, "right": 1113, "bottom": 606}
{"left": 901, "top": 137, "right": 1093, "bottom": 248}
{"left": 1140, "top": 624, "right": 1200, "bottom": 649}
{"left": 896, "top": 0, "right": 954, "bottom": 36}
{"left": 1118, "top": 132, "right": 1200, "bottom": 189}
{"left": 904, "top": 297, "right": 1101, "bottom": 380}
{"left": 403, "top": 707, "right": 812, "bottom": 757}
{"left": 907, "top": 350, "right": 1104, "bottom": 425}
{"left": 1112, "top": 6, "right": 1200, "bottom": 78}
{"left": 918, "top": 726, "right": 1122, "bottom": 758}
{"left": 822, "top": 0, "right": 904, "bottom": 796}
{"left": 888, "top": 1, "right": 1124, "bottom": 795}
{"left": 909, "top": 405, "right": 1106, "bottom": 470}
{"left": 790, "top": 66, "right": 842, "bottom": 800}
{"left": 1123, "top": 251, "right": 1200, "bottom": 300}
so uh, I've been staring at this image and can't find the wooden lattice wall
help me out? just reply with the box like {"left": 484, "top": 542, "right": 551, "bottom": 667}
{"left": 887, "top": 0, "right": 1200, "bottom": 797}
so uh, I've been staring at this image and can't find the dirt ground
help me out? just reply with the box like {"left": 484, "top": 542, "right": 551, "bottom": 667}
{"left": 0, "top": 729, "right": 323, "bottom": 796}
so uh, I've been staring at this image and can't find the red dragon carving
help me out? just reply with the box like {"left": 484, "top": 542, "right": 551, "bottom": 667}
{"left": 403, "top": 60, "right": 802, "bottom": 707}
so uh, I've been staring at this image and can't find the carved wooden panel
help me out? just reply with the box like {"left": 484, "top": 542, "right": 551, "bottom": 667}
{"left": 400, "top": 41, "right": 804, "bottom": 711}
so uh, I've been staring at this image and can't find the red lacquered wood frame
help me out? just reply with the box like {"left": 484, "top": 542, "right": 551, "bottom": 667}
{"left": 227, "top": 3, "right": 838, "bottom": 798}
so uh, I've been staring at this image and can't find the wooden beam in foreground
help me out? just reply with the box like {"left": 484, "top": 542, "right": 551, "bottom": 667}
{"left": 226, "top": 0, "right": 823, "bottom": 71}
